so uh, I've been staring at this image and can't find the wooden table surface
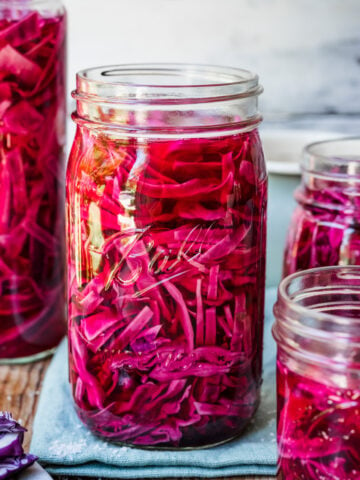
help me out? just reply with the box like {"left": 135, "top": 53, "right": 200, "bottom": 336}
{"left": 0, "top": 361, "right": 274, "bottom": 480}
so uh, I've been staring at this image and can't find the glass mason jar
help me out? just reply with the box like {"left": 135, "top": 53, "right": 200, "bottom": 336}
{"left": 283, "top": 138, "right": 360, "bottom": 277}
{"left": 67, "top": 64, "right": 267, "bottom": 448}
{"left": 0, "top": 0, "right": 67, "bottom": 363}
{"left": 273, "top": 266, "right": 360, "bottom": 479}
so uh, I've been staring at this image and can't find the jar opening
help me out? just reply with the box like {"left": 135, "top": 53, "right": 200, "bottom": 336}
{"left": 75, "top": 64, "right": 262, "bottom": 103}
{"left": 84, "top": 66, "right": 253, "bottom": 87}
{"left": 276, "top": 265, "right": 360, "bottom": 332}
{"left": 273, "top": 266, "right": 360, "bottom": 369}
{"left": 302, "top": 137, "right": 360, "bottom": 181}
{"left": 72, "top": 64, "right": 263, "bottom": 136}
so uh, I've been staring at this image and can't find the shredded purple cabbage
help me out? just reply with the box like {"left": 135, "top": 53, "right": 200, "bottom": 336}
{"left": 0, "top": 413, "right": 37, "bottom": 480}
{"left": 277, "top": 359, "right": 360, "bottom": 479}
{"left": 67, "top": 129, "right": 267, "bottom": 447}
{"left": 0, "top": 9, "right": 66, "bottom": 359}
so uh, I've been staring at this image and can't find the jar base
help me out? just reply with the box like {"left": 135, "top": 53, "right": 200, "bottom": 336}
{"left": 107, "top": 429, "right": 249, "bottom": 451}
{"left": 75, "top": 400, "right": 259, "bottom": 450}
{"left": 0, "top": 347, "right": 56, "bottom": 365}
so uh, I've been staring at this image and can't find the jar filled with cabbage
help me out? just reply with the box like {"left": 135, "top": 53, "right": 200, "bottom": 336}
{"left": 0, "top": 0, "right": 67, "bottom": 363}
{"left": 273, "top": 266, "right": 360, "bottom": 479}
{"left": 283, "top": 138, "right": 360, "bottom": 277}
{"left": 67, "top": 64, "right": 267, "bottom": 448}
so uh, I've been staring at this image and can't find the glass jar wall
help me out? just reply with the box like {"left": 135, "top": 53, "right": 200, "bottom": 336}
{"left": 273, "top": 266, "right": 360, "bottom": 479}
{"left": 67, "top": 64, "right": 267, "bottom": 448}
{"left": 0, "top": 0, "right": 67, "bottom": 363}
{"left": 283, "top": 138, "right": 360, "bottom": 277}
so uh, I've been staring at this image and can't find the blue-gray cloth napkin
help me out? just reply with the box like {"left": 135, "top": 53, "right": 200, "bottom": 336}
{"left": 31, "top": 288, "right": 278, "bottom": 478}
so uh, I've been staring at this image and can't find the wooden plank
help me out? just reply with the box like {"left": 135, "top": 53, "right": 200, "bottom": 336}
{"left": 0, "top": 360, "right": 50, "bottom": 451}
{"left": 0, "top": 361, "right": 274, "bottom": 480}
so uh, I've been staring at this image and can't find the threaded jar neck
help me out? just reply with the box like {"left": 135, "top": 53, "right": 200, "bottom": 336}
{"left": 273, "top": 266, "right": 360, "bottom": 372}
{"left": 303, "top": 138, "right": 360, "bottom": 180}
{"left": 72, "top": 64, "right": 263, "bottom": 137}
{"left": 295, "top": 137, "right": 360, "bottom": 213}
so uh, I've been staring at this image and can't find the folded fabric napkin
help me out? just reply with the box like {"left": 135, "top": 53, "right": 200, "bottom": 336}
{"left": 31, "top": 288, "right": 278, "bottom": 478}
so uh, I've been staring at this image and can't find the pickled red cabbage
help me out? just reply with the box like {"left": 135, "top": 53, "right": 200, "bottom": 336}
{"left": 277, "top": 359, "right": 360, "bottom": 479}
{"left": 67, "top": 129, "right": 267, "bottom": 447}
{"left": 0, "top": 9, "right": 66, "bottom": 359}
{"left": 283, "top": 185, "right": 360, "bottom": 277}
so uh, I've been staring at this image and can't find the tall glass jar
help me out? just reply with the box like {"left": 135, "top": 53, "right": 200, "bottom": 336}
{"left": 283, "top": 138, "right": 360, "bottom": 277}
{"left": 0, "top": 0, "right": 67, "bottom": 363}
{"left": 67, "top": 64, "right": 267, "bottom": 448}
{"left": 273, "top": 266, "right": 360, "bottom": 479}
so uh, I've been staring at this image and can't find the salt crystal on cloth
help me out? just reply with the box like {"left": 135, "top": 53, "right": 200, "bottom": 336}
{"left": 30, "top": 288, "right": 278, "bottom": 478}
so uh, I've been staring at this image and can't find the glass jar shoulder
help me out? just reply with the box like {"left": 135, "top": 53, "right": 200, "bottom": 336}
{"left": 67, "top": 127, "right": 267, "bottom": 181}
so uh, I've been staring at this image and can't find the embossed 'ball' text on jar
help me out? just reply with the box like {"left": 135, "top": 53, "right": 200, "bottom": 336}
{"left": 66, "top": 64, "right": 267, "bottom": 448}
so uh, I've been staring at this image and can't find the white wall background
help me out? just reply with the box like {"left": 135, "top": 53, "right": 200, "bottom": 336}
{"left": 62, "top": 0, "right": 360, "bottom": 115}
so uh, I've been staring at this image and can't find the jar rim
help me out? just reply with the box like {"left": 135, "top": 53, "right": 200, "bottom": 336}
{"left": 72, "top": 63, "right": 263, "bottom": 135}
{"left": 273, "top": 266, "right": 360, "bottom": 371}
{"left": 302, "top": 136, "right": 360, "bottom": 181}
{"left": 273, "top": 265, "right": 360, "bottom": 348}
{"left": 277, "top": 265, "right": 360, "bottom": 323}
{"left": 74, "top": 63, "right": 263, "bottom": 105}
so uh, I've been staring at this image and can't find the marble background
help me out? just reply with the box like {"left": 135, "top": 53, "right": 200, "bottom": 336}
{"left": 63, "top": 0, "right": 360, "bottom": 116}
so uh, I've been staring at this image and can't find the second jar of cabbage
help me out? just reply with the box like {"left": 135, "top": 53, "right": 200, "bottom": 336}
{"left": 283, "top": 137, "right": 360, "bottom": 277}
{"left": 67, "top": 64, "right": 267, "bottom": 448}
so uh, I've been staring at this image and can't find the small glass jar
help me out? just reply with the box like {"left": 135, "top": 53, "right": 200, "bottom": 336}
{"left": 67, "top": 64, "right": 267, "bottom": 448}
{"left": 273, "top": 266, "right": 360, "bottom": 479}
{"left": 283, "top": 138, "right": 360, "bottom": 277}
{"left": 0, "top": 0, "right": 67, "bottom": 363}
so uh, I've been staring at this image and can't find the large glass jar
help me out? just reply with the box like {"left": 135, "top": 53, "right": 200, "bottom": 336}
{"left": 273, "top": 266, "right": 360, "bottom": 479}
{"left": 0, "top": 0, "right": 67, "bottom": 363}
{"left": 67, "top": 64, "right": 267, "bottom": 448}
{"left": 283, "top": 138, "right": 360, "bottom": 277}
